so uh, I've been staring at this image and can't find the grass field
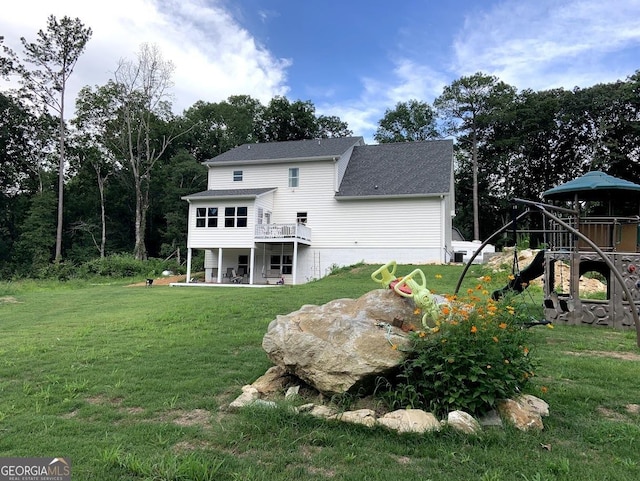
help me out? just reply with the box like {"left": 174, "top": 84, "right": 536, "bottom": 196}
{"left": 1, "top": 264, "right": 640, "bottom": 480}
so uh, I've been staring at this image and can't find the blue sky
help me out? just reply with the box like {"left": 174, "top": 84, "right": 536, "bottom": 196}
{"left": 2, "top": 0, "right": 640, "bottom": 143}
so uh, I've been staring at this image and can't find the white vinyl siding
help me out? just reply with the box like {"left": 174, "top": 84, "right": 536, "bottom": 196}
{"left": 187, "top": 202, "right": 256, "bottom": 248}
{"left": 190, "top": 156, "right": 452, "bottom": 276}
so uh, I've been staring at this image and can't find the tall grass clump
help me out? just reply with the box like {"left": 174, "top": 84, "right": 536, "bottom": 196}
{"left": 377, "top": 275, "right": 544, "bottom": 417}
{"left": 33, "top": 254, "right": 185, "bottom": 280}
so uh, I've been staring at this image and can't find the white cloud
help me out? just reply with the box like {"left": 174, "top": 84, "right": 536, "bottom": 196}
{"left": 319, "top": 58, "right": 448, "bottom": 143}
{"left": 1, "top": 0, "right": 290, "bottom": 115}
{"left": 452, "top": 0, "right": 640, "bottom": 90}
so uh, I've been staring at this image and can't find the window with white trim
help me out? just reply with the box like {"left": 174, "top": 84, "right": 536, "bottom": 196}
{"left": 288, "top": 167, "right": 299, "bottom": 188}
{"left": 196, "top": 207, "right": 218, "bottom": 227}
{"left": 233, "top": 170, "right": 243, "bottom": 181}
{"left": 224, "top": 206, "right": 248, "bottom": 227}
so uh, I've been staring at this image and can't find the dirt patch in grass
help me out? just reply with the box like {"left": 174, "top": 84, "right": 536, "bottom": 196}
{"left": 128, "top": 275, "right": 187, "bottom": 287}
{"left": 160, "top": 408, "right": 212, "bottom": 428}
{"left": 86, "top": 395, "right": 124, "bottom": 406}
{"left": 564, "top": 350, "right": 640, "bottom": 361}
{"left": 172, "top": 440, "right": 213, "bottom": 453}
{"left": 625, "top": 403, "right": 640, "bottom": 414}
{"left": 0, "top": 296, "right": 21, "bottom": 304}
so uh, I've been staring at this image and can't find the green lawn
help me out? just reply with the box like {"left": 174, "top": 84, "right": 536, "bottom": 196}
{"left": 1, "top": 265, "right": 639, "bottom": 480}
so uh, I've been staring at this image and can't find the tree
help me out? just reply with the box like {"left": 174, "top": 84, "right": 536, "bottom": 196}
{"left": 73, "top": 83, "right": 126, "bottom": 258}
{"left": 316, "top": 115, "right": 352, "bottom": 138}
{"left": 435, "top": 73, "right": 516, "bottom": 240}
{"left": 374, "top": 99, "right": 439, "bottom": 143}
{"left": 111, "top": 43, "right": 185, "bottom": 260}
{"left": 15, "top": 15, "right": 92, "bottom": 262}
{"left": 257, "top": 96, "right": 319, "bottom": 142}
{"left": 182, "top": 95, "right": 262, "bottom": 160}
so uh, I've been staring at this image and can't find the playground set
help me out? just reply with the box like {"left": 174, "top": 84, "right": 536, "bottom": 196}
{"left": 373, "top": 171, "right": 640, "bottom": 348}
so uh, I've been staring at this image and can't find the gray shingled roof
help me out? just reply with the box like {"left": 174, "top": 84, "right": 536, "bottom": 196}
{"left": 203, "top": 136, "right": 364, "bottom": 164}
{"left": 182, "top": 188, "right": 276, "bottom": 200}
{"left": 336, "top": 140, "right": 453, "bottom": 198}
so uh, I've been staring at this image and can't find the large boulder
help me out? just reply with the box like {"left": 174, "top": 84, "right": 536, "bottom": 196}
{"left": 262, "top": 289, "right": 421, "bottom": 395}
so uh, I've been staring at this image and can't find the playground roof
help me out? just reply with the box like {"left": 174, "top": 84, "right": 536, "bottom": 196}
{"left": 543, "top": 171, "right": 640, "bottom": 201}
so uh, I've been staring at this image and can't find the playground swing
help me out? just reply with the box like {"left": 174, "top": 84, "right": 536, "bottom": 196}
{"left": 496, "top": 205, "right": 552, "bottom": 327}
{"left": 509, "top": 245, "right": 552, "bottom": 327}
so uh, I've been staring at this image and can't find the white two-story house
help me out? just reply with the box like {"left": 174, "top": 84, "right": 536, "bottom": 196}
{"left": 181, "top": 136, "right": 455, "bottom": 285}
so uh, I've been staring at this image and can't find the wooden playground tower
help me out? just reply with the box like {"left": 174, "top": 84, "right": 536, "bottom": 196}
{"left": 460, "top": 171, "right": 640, "bottom": 347}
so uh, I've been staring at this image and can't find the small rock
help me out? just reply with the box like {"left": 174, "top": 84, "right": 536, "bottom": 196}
{"left": 228, "top": 385, "right": 260, "bottom": 410}
{"left": 295, "top": 403, "right": 316, "bottom": 413}
{"left": 251, "top": 399, "right": 277, "bottom": 409}
{"left": 377, "top": 409, "right": 441, "bottom": 434}
{"left": 309, "top": 405, "right": 339, "bottom": 419}
{"left": 517, "top": 394, "right": 549, "bottom": 417}
{"left": 332, "top": 409, "right": 377, "bottom": 427}
{"left": 285, "top": 385, "right": 300, "bottom": 400}
{"left": 251, "top": 365, "right": 290, "bottom": 395}
{"left": 447, "top": 410, "right": 481, "bottom": 434}
{"left": 497, "top": 399, "right": 544, "bottom": 431}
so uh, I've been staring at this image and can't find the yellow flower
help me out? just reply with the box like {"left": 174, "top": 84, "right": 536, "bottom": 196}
{"left": 435, "top": 274, "right": 443, "bottom": 279}
{"left": 467, "top": 288, "right": 474, "bottom": 295}
{"left": 482, "top": 289, "right": 489, "bottom": 295}
{"left": 476, "top": 284, "right": 483, "bottom": 290}
{"left": 470, "top": 325, "right": 478, "bottom": 334}
{"left": 546, "top": 323, "right": 554, "bottom": 329}
{"left": 508, "top": 274, "right": 515, "bottom": 281}
{"left": 441, "top": 306, "right": 451, "bottom": 316}
{"left": 540, "top": 386, "right": 548, "bottom": 394}
{"left": 499, "top": 322, "right": 508, "bottom": 329}
{"left": 483, "top": 275, "right": 492, "bottom": 282}
{"left": 413, "top": 308, "right": 421, "bottom": 315}
{"left": 418, "top": 331, "right": 426, "bottom": 338}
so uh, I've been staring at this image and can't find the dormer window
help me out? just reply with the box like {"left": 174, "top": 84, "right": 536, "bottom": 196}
{"left": 233, "top": 170, "right": 243, "bottom": 182}
{"left": 289, "top": 167, "right": 299, "bottom": 188}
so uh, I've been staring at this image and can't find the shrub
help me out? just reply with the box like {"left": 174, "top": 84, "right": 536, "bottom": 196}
{"left": 377, "top": 279, "right": 540, "bottom": 418}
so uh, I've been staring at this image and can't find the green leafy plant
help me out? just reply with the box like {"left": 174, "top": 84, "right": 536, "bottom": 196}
{"left": 378, "top": 277, "right": 540, "bottom": 417}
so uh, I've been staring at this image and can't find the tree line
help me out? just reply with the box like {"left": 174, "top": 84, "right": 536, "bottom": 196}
{"left": 1, "top": 15, "right": 639, "bottom": 278}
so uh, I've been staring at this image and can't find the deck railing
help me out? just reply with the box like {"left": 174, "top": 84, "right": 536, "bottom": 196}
{"left": 546, "top": 215, "right": 639, "bottom": 252}
{"left": 254, "top": 223, "right": 312, "bottom": 242}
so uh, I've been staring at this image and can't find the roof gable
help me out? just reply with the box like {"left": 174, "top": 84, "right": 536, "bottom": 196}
{"left": 336, "top": 140, "right": 453, "bottom": 198}
{"left": 204, "top": 137, "right": 364, "bottom": 164}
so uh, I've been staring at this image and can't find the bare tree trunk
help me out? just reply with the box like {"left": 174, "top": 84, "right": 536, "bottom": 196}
{"left": 55, "top": 90, "right": 65, "bottom": 263}
{"left": 133, "top": 180, "right": 148, "bottom": 260}
{"left": 97, "top": 173, "right": 106, "bottom": 258}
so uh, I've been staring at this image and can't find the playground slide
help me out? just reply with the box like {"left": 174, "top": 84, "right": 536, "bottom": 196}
{"left": 491, "top": 249, "right": 546, "bottom": 300}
